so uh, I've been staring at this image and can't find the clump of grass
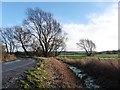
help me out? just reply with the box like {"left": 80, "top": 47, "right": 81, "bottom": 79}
{"left": 20, "top": 57, "right": 52, "bottom": 89}
{"left": 20, "top": 80, "right": 30, "bottom": 89}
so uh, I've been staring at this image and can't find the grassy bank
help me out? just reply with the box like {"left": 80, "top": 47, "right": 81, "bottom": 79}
{"left": 20, "top": 57, "right": 52, "bottom": 89}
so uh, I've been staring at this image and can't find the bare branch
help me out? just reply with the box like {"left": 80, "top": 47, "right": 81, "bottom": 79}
{"left": 77, "top": 38, "right": 96, "bottom": 56}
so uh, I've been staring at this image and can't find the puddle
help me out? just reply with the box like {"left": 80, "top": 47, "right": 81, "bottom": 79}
{"left": 68, "top": 65, "right": 101, "bottom": 89}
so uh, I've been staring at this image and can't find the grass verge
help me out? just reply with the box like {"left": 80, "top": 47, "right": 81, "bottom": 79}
{"left": 20, "top": 57, "right": 52, "bottom": 89}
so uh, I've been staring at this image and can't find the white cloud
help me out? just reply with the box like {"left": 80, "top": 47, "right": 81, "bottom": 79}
{"left": 63, "top": 4, "right": 118, "bottom": 51}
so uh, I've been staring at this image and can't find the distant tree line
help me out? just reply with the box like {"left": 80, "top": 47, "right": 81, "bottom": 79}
{"left": 0, "top": 8, "right": 66, "bottom": 57}
{"left": 98, "top": 50, "right": 119, "bottom": 54}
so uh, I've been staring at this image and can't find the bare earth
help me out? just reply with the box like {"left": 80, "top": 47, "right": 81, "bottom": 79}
{"left": 47, "top": 58, "right": 85, "bottom": 89}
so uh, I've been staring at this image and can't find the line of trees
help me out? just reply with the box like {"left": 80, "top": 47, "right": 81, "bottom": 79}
{"left": 0, "top": 7, "right": 96, "bottom": 57}
{"left": 0, "top": 8, "right": 66, "bottom": 57}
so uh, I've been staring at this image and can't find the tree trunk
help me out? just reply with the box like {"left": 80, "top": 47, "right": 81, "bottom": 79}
{"left": 43, "top": 51, "right": 49, "bottom": 57}
{"left": 87, "top": 53, "right": 92, "bottom": 56}
{"left": 21, "top": 41, "right": 28, "bottom": 56}
{"left": 5, "top": 43, "right": 9, "bottom": 53}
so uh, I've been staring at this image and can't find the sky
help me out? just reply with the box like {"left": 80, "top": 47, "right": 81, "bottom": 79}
{"left": 1, "top": 2, "right": 118, "bottom": 51}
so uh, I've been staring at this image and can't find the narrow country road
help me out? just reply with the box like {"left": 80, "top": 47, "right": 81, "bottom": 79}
{"left": 2, "top": 58, "right": 36, "bottom": 89}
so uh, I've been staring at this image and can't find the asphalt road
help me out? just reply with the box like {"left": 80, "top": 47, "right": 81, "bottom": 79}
{"left": 2, "top": 58, "right": 36, "bottom": 89}
{"left": 2, "top": 58, "right": 36, "bottom": 72}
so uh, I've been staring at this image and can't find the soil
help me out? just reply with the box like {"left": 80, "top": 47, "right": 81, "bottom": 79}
{"left": 47, "top": 58, "right": 85, "bottom": 89}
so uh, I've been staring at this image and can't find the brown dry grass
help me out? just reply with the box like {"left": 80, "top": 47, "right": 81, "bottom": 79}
{"left": 48, "top": 57, "right": 85, "bottom": 89}
{"left": 57, "top": 57, "right": 120, "bottom": 89}
{"left": 2, "top": 53, "right": 16, "bottom": 62}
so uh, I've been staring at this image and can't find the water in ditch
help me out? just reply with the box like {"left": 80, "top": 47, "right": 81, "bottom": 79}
{"left": 68, "top": 65, "right": 101, "bottom": 90}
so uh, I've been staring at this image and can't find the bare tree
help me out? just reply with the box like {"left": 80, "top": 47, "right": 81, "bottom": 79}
{"left": 14, "top": 26, "right": 32, "bottom": 55}
{"left": 0, "top": 43, "right": 6, "bottom": 61}
{"left": 0, "top": 29, "right": 9, "bottom": 53}
{"left": 76, "top": 39, "right": 96, "bottom": 56}
{"left": 30, "top": 39, "right": 40, "bottom": 53}
{"left": 0, "top": 27, "right": 16, "bottom": 53}
{"left": 24, "top": 8, "right": 66, "bottom": 57}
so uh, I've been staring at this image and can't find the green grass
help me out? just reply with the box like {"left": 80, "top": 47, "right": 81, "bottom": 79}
{"left": 20, "top": 57, "right": 52, "bottom": 89}
{"left": 59, "top": 54, "right": 118, "bottom": 59}
{"left": 59, "top": 54, "right": 87, "bottom": 59}
{"left": 96, "top": 54, "right": 118, "bottom": 58}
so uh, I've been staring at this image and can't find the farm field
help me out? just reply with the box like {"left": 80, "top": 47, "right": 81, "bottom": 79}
{"left": 59, "top": 54, "right": 118, "bottom": 59}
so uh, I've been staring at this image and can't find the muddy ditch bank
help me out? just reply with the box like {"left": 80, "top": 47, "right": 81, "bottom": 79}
{"left": 56, "top": 58, "right": 120, "bottom": 89}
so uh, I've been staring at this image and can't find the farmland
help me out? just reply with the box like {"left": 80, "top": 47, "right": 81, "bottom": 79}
{"left": 59, "top": 54, "right": 118, "bottom": 59}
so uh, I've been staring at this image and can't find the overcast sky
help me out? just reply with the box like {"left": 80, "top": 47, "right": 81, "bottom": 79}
{"left": 2, "top": 2, "right": 118, "bottom": 51}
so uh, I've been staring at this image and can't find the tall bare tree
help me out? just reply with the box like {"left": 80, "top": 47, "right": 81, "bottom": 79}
{"left": 14, "top": 26, "right": 32, "bottom": 55}
{"left": 0, "top": 27, "right": 15, "bottom": 53}
{"left": 0, "top": 29, "right": 9, "bottom": 53}
{"left": 24, "top": 8, "right": 66, "bottom": 57}
{"left": 76, "top": 39, "right": 96, "bottom": 56}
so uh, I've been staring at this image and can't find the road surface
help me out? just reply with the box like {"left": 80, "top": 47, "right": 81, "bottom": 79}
{"left": 2, "top": 58, "right": 36, "bottom": 89}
